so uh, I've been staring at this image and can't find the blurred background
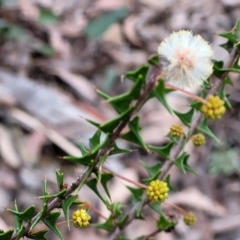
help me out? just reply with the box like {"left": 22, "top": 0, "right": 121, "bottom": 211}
{"left": 0, "top": 0, "right": 240, "bottom": 239}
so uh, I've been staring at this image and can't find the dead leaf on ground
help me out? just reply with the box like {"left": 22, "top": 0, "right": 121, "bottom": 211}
{"left": 9, "top": 108, "right": 82, "bottom": 157}
{"left": 0, "top": 124, "right": 21, "bottom": 169}
{"left": 52, "top": 68, "right": 97, "bottom": 102}
{"left": 167, "top": 187, "right": 226, "bottom": 216}
{"left": 123, "top": 15, "right": 143, "bottom": 47}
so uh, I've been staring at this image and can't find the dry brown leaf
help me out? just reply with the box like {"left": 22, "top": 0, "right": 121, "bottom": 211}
{"left": 0, "top": 124, "right": 21, "bottom": 169}
{"left": 9, "top": 108, "right": 82, "bottom": 157}
{"left": 167, "top": 187, "right": 226, "bottom": 216}
{"left": 109, "top": 49, "right": 147, "bottom": 66}
{"left": 210, "top": 214, "right": 240, "bottom": 234}
{"left": 123, "top": 15, "right": 142, "bottom": 47}
{"left": 53, "top": 68, "right": 97, "bottom": 102}
{"left": 59, "top": 14, "right": 87, "bottom": 37}
{"left": 48, "top": 27, "right": 71, "bottom": 59}
{"left": 19, "top": 0, "right": 39, "bottom": 21}
{"left": 94, "top": 0, "right": 132, "bottom": 11}
{"left": 25, "top": 130, "right": 47, "bottom": 164}
{"left": 102, "top": 23, "right": 123, "bottom": 45}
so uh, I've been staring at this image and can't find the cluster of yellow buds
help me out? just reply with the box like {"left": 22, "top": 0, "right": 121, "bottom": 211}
{"left": 72, "top": 209, "right": 91, "bottom": 228}
{"left": 170, "top": 124, "right": 184, "bottom": 138}
{"left": 200, "top": 95, "right": 226, "bottom": 119}
{"left": 146, "top": 180, "right": 169, "bottom": 202}
{"left": 191, "top": 133, "right": 205, "bottom": 147}
{"left": 183, "top": 212, "right": 196, "bottom": 226}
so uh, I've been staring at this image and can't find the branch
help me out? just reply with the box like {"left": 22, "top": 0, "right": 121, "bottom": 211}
{"left": 10, "top": 64, "right": 165, "bottom": 240}
{"left": 109, "top": 46, "right": 239, "bottom": 240}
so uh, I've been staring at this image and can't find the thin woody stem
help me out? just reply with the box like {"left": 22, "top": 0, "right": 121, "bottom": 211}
{"left": 142, "top": 229, "right": 161, "bottom": 240}
{"left": 83, "top": 202, "right": 108, "bottom": 220}
{"left": 164, "top": 83, "right": 208, "bottom": 104}
{"left": 10, "top": 64, "right": 164, "bottom": 240}
{"left": 163, "top": 202, "right": 188, "bottom": 215}
{"left": 101, "top": 167, "right": 148, "bottom": 189}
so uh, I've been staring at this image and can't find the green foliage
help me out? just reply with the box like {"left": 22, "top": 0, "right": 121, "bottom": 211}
{"left": 209, "top": 148, "right": 240, "bottom": 175}
{"left": 219, "top": 19, "right": 240, "bottom": 52}
{"left": 8, "top": 205, "right": 36, "bottom": 222}
{"left": 94, "top": 216, "right": 114, "bottom": 231}
{"left": 84, "top": 7, "right": 128, "bottom": 39}
{"left": 148, "top": 141, "right": 175, "bottom": 159}
{"left": 121, "top": 117, "right": 148, "bottom": 150}
{"left": 0, "top": 229, "right": 14, "bottom": 240}
{"left": 28, "top": 230, "right": 48, "bottom": 240}
{"left": 157, "top": 214, "right": 177, "bottom": 231}
{"left": 86, "top": 178, "right": 110, "bottom": 205}
{"left": 56, "top": 170, "right": 64, "bottom": 190}
{"left": 2, "top": 19, "right": 240, "bottom": 240}
{"left": 197, "top": 119, "right": 220, "bottom": 143}
{"left": 43, "top": 212, "right": 63, "bottom": 240}
{"left": 141, "top": 161, "right": 162, "bottom": 183}
{"left": 153, "top": 80, "right": 174, "bottom": 114}
{"left": 38, "top": 8, "right": 59, "bottom": 25}
{"left": 174, "top": 108, "right": 195, "bottom": 127}
{"left": 61, "top": 195, "right": 78, "bottom": 229}
{"left": 100, "top": 173, "right": 114, "bottom": 200}
{"left": 127, "top": 186, "right": 144, "bottom": 205}
{"left": 16, "top": 225, "right": 25, "bottom": 240}
{"left": 174, "top": 152, "right": 198, "bottom": 175}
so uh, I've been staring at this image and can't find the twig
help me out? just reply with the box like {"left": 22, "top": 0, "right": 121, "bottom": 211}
{"left": 109, "top": 47, "right": 239, "bottom": 240}
{"left": 10, "top": 64, "right": 164, "bottom": 240}
{"left": 141, "top": 229, "right": 161, "bottom": 240}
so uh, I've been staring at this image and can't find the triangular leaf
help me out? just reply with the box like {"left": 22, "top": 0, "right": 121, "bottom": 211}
{"left": 28, "top": 230, "right": 48, "bottom": 240}
{"left": 218, "top": 19, "right": 240, "bottom": 44}
{"left": 149, "top": 202, "right": 164, "bottom": 215}
{"left": 174, "top": 108, "right": 194, "bottom": 126}
{"left": 111, "top": 202, "right": 123, "bottom": 218}
{"left": 56, "top": 170, "right": 64, "bottom": 190}
{"left": 148, "top": 55, "right": 159, "bottom": 66}
{"left": 197, "top": 119, "right": 220, "bottom": 143}
{"left": 8, "top": 205, "right": 35, "bottom": 222}
{"left": 100, "top": 107, "right": 134, "bottom": 133}
{"left": 43, "top": 212, "right": 63, "bottom": 240}
{"left": 125, "top": 64, "right": 148, "bottom": 83}
{"left": 63, "top": 155, "right": 94, "bottom": 166}
{"left": 100, "top": 173, "right": 114, "bottom": 200}
{"left": 0, "top": 230, "right": 14, "bottom": 240}
{"left": 13, "top": 202, "right": 22, "bottom": 230}
{"left": 126, "top": 186, "right": 144, "bottom": 205}
{"left": 121, "top": 117, "right": 148, "bottom": 150}
{"left": 30, "top": 203, "right": 48, "bottom": 232}
{"left": 153, "top": 80, "right": 174, "bottom": 114}
{"left": 86, "top": 178, "right": 108, "bottom": 204}
{"left": 157, "top": 214, "right": 177, "bottom": 231}
{"left": 89, "top": 130, "right": 101, "bottom": 149}
{"left": 97, "top": 89, "right": 132, "bottom": 114}
{"left": 93, "top": 216, "right": 114, "bottom": 231}
{"left": 148, "top": 141, "right": 175, "bottom": 159}
{"left": 79, "top": 141, "right": 88, "bottom": 156}
{"left": 16, "top": 225, "right": 25, "bottom": 240}
{"left": 141, "top": 161, "right": 161, "bottom": 183}
{"left": 117, "top": 214, "right": 129, "bottom": 228}
{"left": 174, "top": 152, "right": 198, "bottom": 175}
{"left": 86, "top": 118, "right": 101, "bottom": 128}
{"left": 61, "top": 195, "right": 78, "bottom": 229}
{"left": 109, "top": 142, "right": 132, "bottom": 155}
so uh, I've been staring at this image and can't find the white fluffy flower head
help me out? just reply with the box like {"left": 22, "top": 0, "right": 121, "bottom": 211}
{"left": 158, "top": 30, "right": 213, "bottom": 89}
